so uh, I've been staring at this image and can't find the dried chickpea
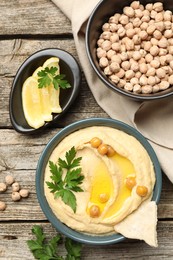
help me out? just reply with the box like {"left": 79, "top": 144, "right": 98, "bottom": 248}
{"left": 158, "top": 37, "right": 168, "bottom": 48}
{"left": 102, "top": 23, "right": 110, "bottom": 31}
{"left": 136, "top": 186, "right": 148, "bottom": 197}
{"left": 150, "top": 46, "right": 159, "bottom": 56}
{"left": 104, "top": 66, "right": 112, "bottom": 75}
{"left": 89, "top": 205, "right": 100, "bottom": 218}
{"left": 140, "top": 22, "right": 148, "bottom": 31}
{"left": 0, "top": 201, "right": 6, "bottom": 211}
{"left": 99, "top": 57, "right": 109, "bottom": 68}
{"left": 155, "top": 12, "right": 164, "bottom": 22}
{"left": 159, "top": 81, "right": 170, "bottom": 90}
{"left": 147, "top": 24, "right": 156, "bottom": 35}
{"left": 111, "top": 42, "right": 121, "bottom": 51}
{"left": 12, "top": 191, "right": 21, "bottom": 201}
{"left": 5, "top": 175, "right": 15, "bottom": 185}
{"left": 109, "top": 75, "right": 119, "bottom": 84}
{"left": 164, "top": 21, "right": 172, "bottom": 30}
{"left": 133, "top": 51, "right": 141, "bottom": 61}
{"left": 126, "top": 28, "right": 136, "bottom": 38}
{"left": 152, "top": 85, "right": 160, "bottom": 93}
{"left": 139, "top": 30, "right": 148, "bottom": 40}
{"left": 124, "top": 83, "right": 133, "bottom": 91}
{"left": 164, "top": 29, "right": 172, "bottom": 38}
{"left": 153, "top": 2, "right": 163, "bottom": 12}
{"left": 115, "top": 68, "right": 125, "bottom": 79}
{"left": 102, "top": 40, "right": 112, "bottom": 51}
{"left": 119, "top": 14, "right": 129, "bottom": 25}
{"left": 141, "top": 85, "right": 152, "bottom": 94}
{"left": 141, "top": 15, "right": 150, "bottom": 23}
{"left": 121, "top": 61, "right": 131, "bottom": 71}
{"left": 106, "top": 50, "right": 115, "bottom": 60}
{"left": 123, "top": 6, "right": 135, "bottom": 17}
{"left": 139, "top": 63, "right": 148, "bottom": 74}
{"left": 153, "top": 30, "right": 162, "bottom": 40}
{"left": 118, "top": 79, "right": 126, "bottom": 88}
{"left": 97, "top": 48, "right": 107, "bottom": 59}
{"left": 143, "top": 41, "right": 152, "bottom": 52}
{"left": 156, "top": 68, "right": 166, "bottom": 78}
{"left": 0, "top": 183, "right": 7, "bottom": 193}
{"left": 133, "top": 84, "right": 142, "bottom": 93}
{"left": 139, "top": 75, "right": 148, "bottom": 86}
{"left": 125, "top": 70, "right": 135, "bottom": 80}
{"left": 110, "top": 62, "right": 120, "bottom": 73}
{"left": 117, "top": 27, "right": 126, "bottom": 37}
{"left": 133, "top": 35, "right": 141, "bottom": 44}
{"left": 19, "top": 189, "right": 30, "bottom": 198}
{"left": 150, "top": 38, "right": 158, "bottom": 46}
{"left": 111, "top": 55, "right": 121, "bottom": 64}
{"left": 97, "top": 38, "right": 104, "bottom": 47}
{"left": 146, "top": 67, "right": 156, "bottom": 77}
{"left": 145, "top": 53, "right": 153, "bottom": 63}
{"left": 110, "top": 24, "right": 118, "bottom": 33}
{"left": 130, "top": 77, "right": 139, "bottom": 85}
{"left": 164, "top": 10, "right": 172, "bottom": 21}
{"left": 148, "top": 76, "right": 156, "bottom": 85}
{"left": 90, "top": 137, "right": 102, "bottom": 148}
{"left": 135, "top": 9, "right": 143, "bottom": 18}
{"left": 110, "top": 34, "right": 119, "bottom": 43}
{"left": 101, "top": 31, "right": 112, "bottom": 40}
{"left": 12, "top": 182, "right": 20, "bottom": 192}
{"left": 133, "top": 17, "right": 142, "bottom": 27}
{"left": 145, "top": 3, "right": 153, "bottom": 11}
{"left": 130, "top": 61, "right": 139, "bottom": 72}
{"left": 155, "top": 21, "right": 165, "bottom": 32}
{"left": 150, "top": 10, "right": 157, "bottom": 19}
{"left": 150, "top": 59, "right": 160, "bottom": 69}
{"left": 168, "top": 75, "right": 173, "bottom": 84}
{"left": 131, "top": 1, "right": 140, "bottom": 9}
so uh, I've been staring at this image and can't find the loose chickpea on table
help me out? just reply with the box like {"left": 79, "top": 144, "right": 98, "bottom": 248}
{"left": 97, "top": 1, "right": 173, "bottom": 94}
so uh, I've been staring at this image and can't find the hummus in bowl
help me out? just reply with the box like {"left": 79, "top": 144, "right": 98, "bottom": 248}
{"left": 36, "top": 118, "right": 162, "bottom": 245}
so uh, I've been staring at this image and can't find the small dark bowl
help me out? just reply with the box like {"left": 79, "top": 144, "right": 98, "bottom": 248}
{"left": 86, "top": 0, "right": 173, "bottom": 101}
{"left": 36, "top": 118, "right": 162, "bottom": 245}
{"left": 9, "top": 48, "right": 81, "bottom": 134}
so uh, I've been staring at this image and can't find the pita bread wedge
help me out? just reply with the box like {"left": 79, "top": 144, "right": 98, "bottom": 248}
{"left": 114, "top": 201, "right": 158, "bottom": 247}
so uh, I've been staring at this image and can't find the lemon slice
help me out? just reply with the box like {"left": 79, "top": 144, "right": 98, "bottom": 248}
{"left": 32, "top": 66, "right": 53, "bottom": 122}
{"left": 43, "top": 57, "right": 62, "bottom": 113}
{"left": 22, "top": 76, "right": 45, "bottom": 129}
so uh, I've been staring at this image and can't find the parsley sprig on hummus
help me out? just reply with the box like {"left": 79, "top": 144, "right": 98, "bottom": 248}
{"left": 46, "top": 146, "right": 84, "bottom": 212}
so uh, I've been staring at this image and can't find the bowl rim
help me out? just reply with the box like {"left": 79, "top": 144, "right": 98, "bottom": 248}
{"left": 85, "top": 0, "right": 173, "bottom": 101}
{"left": 36, "top": 118, "right": 162, "bottom": 245}
{"left": 9, "top": 48, "right": 81, "bottom": 134}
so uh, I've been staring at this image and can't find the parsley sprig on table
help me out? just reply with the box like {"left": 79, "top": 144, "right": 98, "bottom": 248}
{"left": 27, "top": 225, "right": 82, "bottom": 260}
{"left": 37, "top": 66, "right": 71, "bottom": 90}
{"left": 46, "top": 146, "right": 84, "bottom": 213}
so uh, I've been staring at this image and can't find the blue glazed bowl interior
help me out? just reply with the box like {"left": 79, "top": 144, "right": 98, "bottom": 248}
{"left": 36, "top": 118, "right": 162, "bottom": 245}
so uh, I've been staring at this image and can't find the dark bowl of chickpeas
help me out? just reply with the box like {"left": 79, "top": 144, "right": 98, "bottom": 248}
{"left": 86, "top": 0, "right": 173, "bottom": 100}
{"left": 36, "top": 118, "right": 162, "bottom": 245}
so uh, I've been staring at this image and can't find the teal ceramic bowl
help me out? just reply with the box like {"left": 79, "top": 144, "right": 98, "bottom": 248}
{"left": 36, "top": 118, "right": 162, "bottom": 245}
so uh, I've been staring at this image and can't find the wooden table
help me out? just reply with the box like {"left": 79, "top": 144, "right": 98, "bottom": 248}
{"left": 0, "top": 1, "right": 173, "bottom": 259}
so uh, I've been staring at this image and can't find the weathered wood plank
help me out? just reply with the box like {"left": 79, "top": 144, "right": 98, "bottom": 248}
{"left": 0, "top": 0, "right": 71, "bottom": 35}
{"left": 0, "top": 221, "right": 173, "bottom": 259}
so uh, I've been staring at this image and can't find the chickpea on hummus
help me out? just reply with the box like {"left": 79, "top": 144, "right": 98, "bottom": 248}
{"left": 44, "top": 126, "right": 155, "bottom": 235}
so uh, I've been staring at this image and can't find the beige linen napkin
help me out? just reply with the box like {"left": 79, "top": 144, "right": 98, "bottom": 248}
{"left": 52, "top": 0, "right": 173, "bottom": 183}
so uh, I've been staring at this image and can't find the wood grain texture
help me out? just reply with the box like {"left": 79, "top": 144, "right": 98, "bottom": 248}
{"left": 0, "top": 0, "right": 173, "bottom": 259}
